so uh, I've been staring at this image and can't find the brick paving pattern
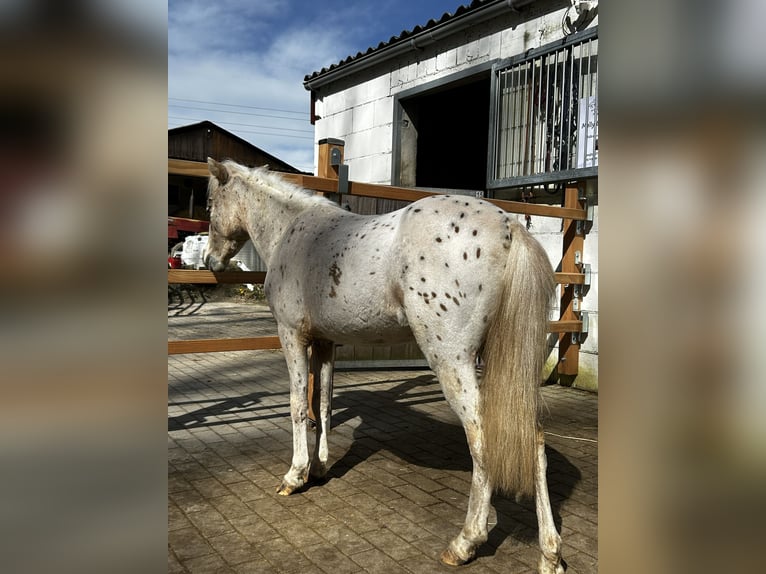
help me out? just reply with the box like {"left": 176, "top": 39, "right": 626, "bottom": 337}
{"left": 169, "top": 300, "right": 597, "bottom": 573}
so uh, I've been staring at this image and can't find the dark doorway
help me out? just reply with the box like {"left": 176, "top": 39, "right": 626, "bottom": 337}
{"left": 398, "top": 74, "right": 490, "bottom": 192}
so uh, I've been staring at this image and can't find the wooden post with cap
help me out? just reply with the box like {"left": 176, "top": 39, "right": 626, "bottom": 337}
{"left": 557, "top": 185, "right": 586, "bottom": 384}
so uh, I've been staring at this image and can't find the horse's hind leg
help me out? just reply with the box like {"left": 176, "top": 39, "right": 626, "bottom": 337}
{"left": 276, "top": 328, "right": 311, "bottom": 496}
{"left": 432, "top": 361, "right": 492, "bottom": 566}
{"left": 535, "top": 428, "right": 565, "bottom": 574}
{"left": 308, "top": 340, "right": 334, "bottom": 482}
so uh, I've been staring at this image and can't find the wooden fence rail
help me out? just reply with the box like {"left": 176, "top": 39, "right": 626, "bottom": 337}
{"left": 168, "top": 148, "right": 592, "bottom": 383}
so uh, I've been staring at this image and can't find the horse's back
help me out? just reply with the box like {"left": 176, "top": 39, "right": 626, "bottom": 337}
{"left": 266, "top": 205, "right": 413, "bottom": 344}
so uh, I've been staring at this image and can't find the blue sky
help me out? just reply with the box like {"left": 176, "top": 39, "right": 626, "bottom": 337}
{"left": 168, "top": 0, "right": 467, "bottom": 172}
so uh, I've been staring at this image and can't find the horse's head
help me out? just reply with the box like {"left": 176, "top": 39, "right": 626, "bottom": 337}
{"left": 203, "top": 158, "right": 249, "bottom": 272}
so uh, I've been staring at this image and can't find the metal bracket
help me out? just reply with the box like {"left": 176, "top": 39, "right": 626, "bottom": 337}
{"left": 574, "top": 250, "right": 582, "bottom": 266}
{"left": 571, "top": 311, "right": 589, "bottom": 345}
{"left": 337, "top": 164, "right": 349, "bottom": 195}
{"left": 575, "top": 196, "right": 593, "bottom": 235}
{"left": 329, "top": 147, "right": 349, "bottom": 196}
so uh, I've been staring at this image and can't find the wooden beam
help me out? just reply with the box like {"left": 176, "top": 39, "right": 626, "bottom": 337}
{"left": 168, "top": 336, "right": 282, "bottom": 355}
{"left": 168, "top": 270, "right": 267, "bottom": 285}
{"left": 282, "top": 174, "right": 587, "bottom": 219}
{"left": 169, "top": 158, "right": 209, "bottom": 178}
{"left": 168, "top": 162, "right": 589, "bottom": 221}
{"left": 484, "top": 197, "right": 587, "bottom": 220}
{"left": 554, "top": 272, "right": 585, "bottom": 285}
{"left": 548, "top": 320, "right": 583, "bottom": 333}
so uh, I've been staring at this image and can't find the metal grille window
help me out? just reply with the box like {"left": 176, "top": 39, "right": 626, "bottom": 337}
{"left": 488, "top": 27, "right": 598, "bottom": 190}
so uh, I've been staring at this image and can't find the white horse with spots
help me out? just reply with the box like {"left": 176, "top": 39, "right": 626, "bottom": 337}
{"left": 204, "top": 158, "right": 564, "bottom": 573}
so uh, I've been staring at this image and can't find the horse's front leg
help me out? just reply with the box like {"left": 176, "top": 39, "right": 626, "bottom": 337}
{"left": 276, "top": 328, "right": 310, "bottom": 496}
{"left": 308, "top": 340, "right": 334, "bottom": 482}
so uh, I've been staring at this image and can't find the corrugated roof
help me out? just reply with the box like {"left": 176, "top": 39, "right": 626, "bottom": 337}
{"left": 304, "top": 0, "right": 501, "bottom": 86}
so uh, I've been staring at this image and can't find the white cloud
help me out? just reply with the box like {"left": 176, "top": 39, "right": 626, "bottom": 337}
{"left": 168, "top": 1, "right": 361, "bottom": 172}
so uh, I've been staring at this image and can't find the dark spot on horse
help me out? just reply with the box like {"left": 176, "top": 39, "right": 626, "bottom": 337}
{"left": 445, "top": 292, "right": 451, "bottom": 299}
{"left": 456, "top": 354, "right": 461, "bottom": 360}
{"left": 420, "top": 255, "right": 425, "bottom": 260}
{"left": 435, "top": 237, "right": 442, "bottom": 243}
{"left": 421, "top": 277, "right": 426, "bottom": 282}
{"left": 472, "top": 229, "right": 478, "bottom": 236}
{"left": 482, "top": 315, "right": 488, "bottom": 323}
{"left": 431, "top": 291, "right": 436, "bottom": 298}
{"left": 444, "top": 262, "right": 449, "bottom": 268}
{"left": 454, "top": 279, "right": 460, "bottom": 288}
{"left": 436, "top": 312, "right": 441, "bottom": 317}
{"left": 479, "top": 284, "right": 483, "bottom": 292}
{"left": 452, "top": 297, "right": 460, "bottom": 306}
{"left": 440, "top": 303, "right": 448, "bottom": 312}
{"left": 454, "top": 226, "right": 460, "bottom": 233}
{"left": 476, "top": 248, "right": 481, "bottom": 259}
{"left": 460, "top": 212, "right": 465, "bottom": 219}
{"left": 409, "top": 286, "right": 414, "bottom": 291}
{"left": 414, "top": 208, "right": 421, "bottom": 213}
{"left": 369, "top": 271, "right": 376, "bottom": 275}
{"left": 436, "top": 335, "right": 442, "bottom": 341}
{"left": 329, "top": 287, "right": 337, "bottom": 298}
{"left": 329, "top": 262, "right": 342, "bottom": 285}
{"left": 463, "top": 252, "right": 468, "bottom": 260}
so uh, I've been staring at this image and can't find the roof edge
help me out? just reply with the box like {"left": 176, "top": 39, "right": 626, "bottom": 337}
{"left": 304, "top": 0, "right": 540, "bottom": 91}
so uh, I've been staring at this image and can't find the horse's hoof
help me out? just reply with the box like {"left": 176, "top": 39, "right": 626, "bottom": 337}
{"left": 538, "top": 556, "right": 566, "bottom": 574}
{"left": 439, "top": 548, "right": 469, "bottom": 567}
{"left": 276, "top": 481, "right": 297, "bottom": 496}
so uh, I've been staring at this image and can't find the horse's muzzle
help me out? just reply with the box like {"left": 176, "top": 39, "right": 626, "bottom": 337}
{"left": 204, "top": 253, "right": 226, "bottom": 272}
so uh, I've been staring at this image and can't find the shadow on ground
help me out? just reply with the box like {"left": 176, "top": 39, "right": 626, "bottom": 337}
{"left": 168, "top": 371, "right": 581, "bottom": 556}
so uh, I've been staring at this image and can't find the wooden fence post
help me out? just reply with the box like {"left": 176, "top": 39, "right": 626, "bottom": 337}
{"left": 317, "top": 138, "right": 345, "bottom": 179}
{"left": 557, "top": 185, "right": 586, "bottom": 384}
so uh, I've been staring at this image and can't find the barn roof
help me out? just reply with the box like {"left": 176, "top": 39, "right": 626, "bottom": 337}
{"left": 303, "top": 0, "right": 541, "bottom": 89}
{"left": 168, "top": 120, "right": 305, "bottom": 174}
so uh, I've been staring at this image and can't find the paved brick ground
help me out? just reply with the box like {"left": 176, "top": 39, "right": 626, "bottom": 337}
{"left": 169, "top": 300, "right": 598, "bottom": 574}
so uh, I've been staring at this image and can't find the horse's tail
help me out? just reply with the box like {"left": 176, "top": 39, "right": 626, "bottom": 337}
{"left": 480, "top": 223, "right": 555, "bottom": 497}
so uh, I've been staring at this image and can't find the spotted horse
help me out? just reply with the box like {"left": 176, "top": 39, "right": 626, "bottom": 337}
{"left": 204, "top": 158, "right": 564, "bottom": 573}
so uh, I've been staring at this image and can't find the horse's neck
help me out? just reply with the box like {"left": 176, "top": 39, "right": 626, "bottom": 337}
{"left": 241, "top": 182, "right": 316, "bottom": 266}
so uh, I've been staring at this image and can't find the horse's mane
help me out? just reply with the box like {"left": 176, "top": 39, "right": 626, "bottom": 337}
{"left": 217, "top": 160, "right": 335, "bottom": 208}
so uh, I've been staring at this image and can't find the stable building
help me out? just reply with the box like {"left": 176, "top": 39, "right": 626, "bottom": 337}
{"left": 304, "top": 0, "right": 598, "bottom": 389}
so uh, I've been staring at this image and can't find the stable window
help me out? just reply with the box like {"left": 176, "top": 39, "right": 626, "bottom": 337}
{"left": 488, "top": 26, "right": 598, "bottom": 191}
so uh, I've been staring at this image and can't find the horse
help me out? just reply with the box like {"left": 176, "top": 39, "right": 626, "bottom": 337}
{"left": 203, "top": 158, "right": 564, "bottom": 573}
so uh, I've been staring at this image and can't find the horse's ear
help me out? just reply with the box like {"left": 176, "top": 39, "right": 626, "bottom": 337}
{"left": 207, "top": 157, "right": 229, "bottom": 185}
